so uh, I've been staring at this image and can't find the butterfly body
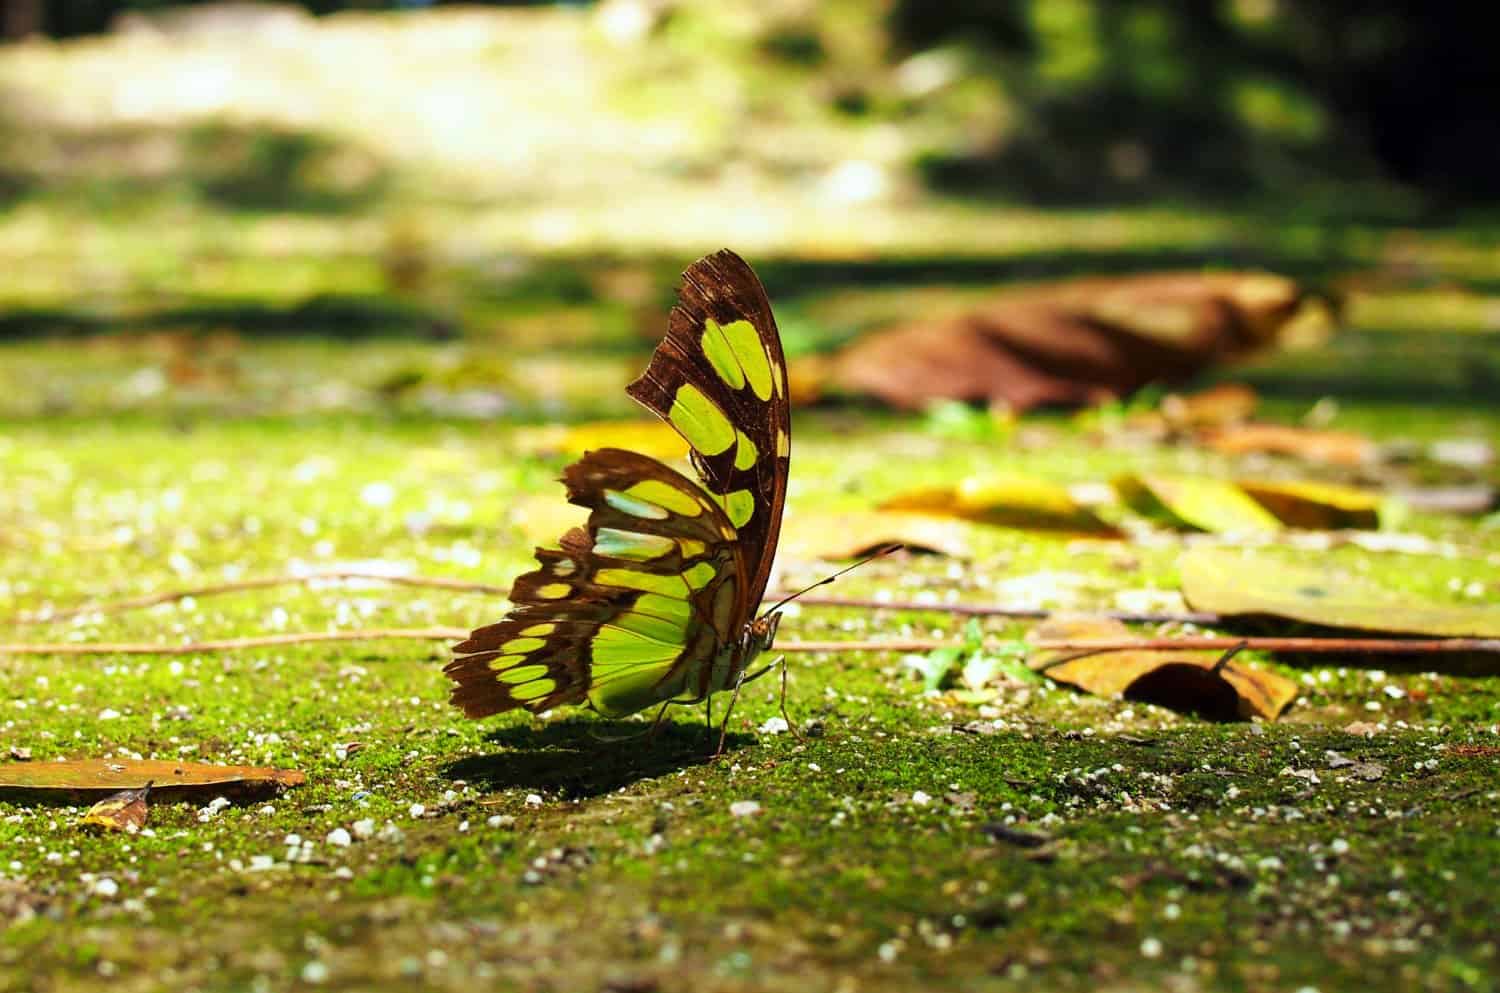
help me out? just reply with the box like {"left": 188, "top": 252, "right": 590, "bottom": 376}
{"left": 446, "top": 251, "right": 790, "bottom": 722}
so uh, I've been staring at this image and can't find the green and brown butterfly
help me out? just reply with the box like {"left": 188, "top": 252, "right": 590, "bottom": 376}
{"left": 445, "top": 250, "right": 793, "bottom": 729}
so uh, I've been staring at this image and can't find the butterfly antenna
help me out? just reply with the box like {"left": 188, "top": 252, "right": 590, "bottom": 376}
{"left": 759, "top": 543, "right": 902, "bottom": 619}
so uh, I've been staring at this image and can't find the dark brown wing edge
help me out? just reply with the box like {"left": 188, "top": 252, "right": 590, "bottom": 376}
{"left": 444, "top": 448, "right": 739, "bottom": 718}
{"left": 624, "top": 249, "right": 790, "bottom": 619}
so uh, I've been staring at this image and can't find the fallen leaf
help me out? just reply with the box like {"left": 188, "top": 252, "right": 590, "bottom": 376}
{"left": 1179, "top": 548, "right": 1500, "bottom": 638}
{"left": 1159, "top": 383, "right": 1260, "bottom": 431}
{"left": 1236, "top": 479, "right": 1383, "bottom": 530}
{"left": 514, "top": 420, "right": 688, "bottom": 461}
{"left": 1114, "top": 475, "right": 1282, "bottom": 533}
{"left": 881, "top": 475, "right": 1121, "bottom": 537}
{"left": 79, "top": 782, "right": 152, "bottom": 832}
{"left": 1027, "top": 616, "right": 1297, "bottom": 720}
{"left": 1202, "top": 423, "right": 1377, "bottom": 466}
{"left": 779, "top": 510, "right": 972, "bottom": 561}
{"left": 810, "top": 272, "right": 1332, "bottom": 412}
{"left": 0, "top": 759, "right": 305, "bottom": 804}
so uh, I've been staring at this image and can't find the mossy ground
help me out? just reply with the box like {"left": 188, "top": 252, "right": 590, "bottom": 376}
{"left": 3, "top": 292, "right": 1499, "bottom": 992}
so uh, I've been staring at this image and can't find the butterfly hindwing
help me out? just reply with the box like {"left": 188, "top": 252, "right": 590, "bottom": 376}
{"left": 625, "top": 250, "right": 790, "bottom": 612}
{"left": 445, "top": 448, "right": 743, "bottom": 719}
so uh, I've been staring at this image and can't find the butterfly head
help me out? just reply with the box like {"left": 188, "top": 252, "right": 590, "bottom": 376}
{"left": 746, "top": 611, "right": 782, "bottom": 657}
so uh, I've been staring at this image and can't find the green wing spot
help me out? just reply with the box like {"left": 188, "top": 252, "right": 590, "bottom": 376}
{"left": 678, "top": 538, "right": 706, "bottom": 558}
{"left": 510, "top": 678, "right": 556, "bottom": 702}
{"left": 504, "top": 637, "right": 546, "bottom": 654}
{"left": 596, "top": 568, "right": 689, "bottom": 597}
{"left": 604, "top": 489, "right": 671, "bottom": 520}
{"left": 593, "top": 625, "right": 683, "bottom": 666}
{"left": 595, "top": 528, "right": 677, "bottom": 561}
{"left": 536, "top": 583, "right": 571, "bottom": 599}
{"left": 521, "top": 623, "right": 555, "bottom": 637}
{"left": 495, "top": 664, "right": 549, "bottom": 684}
{"left": 625, "top": 479, "right": 702, "bottom": 517}
{"left": 669, "top": 384, "right": 735, "bottom": 455}
{"left": 552, "top": 559, "right": 577, "bottom": 576}
{"left": 711, "top": 577, "right": 738, "bottom": 636}
{"left": 589, "top": 663, "right": 687, "bottom": 718}
{"left": 733, "top": 429, "right": 759, "bottom": 470}
{"left": 720, "top": 489, "right": 754, "bottom": 528}
{"left": 609, "top": 608, "right": 689, "bottom": 644}
{"left": 722, "top": 319, "right": 774, "bottom": 400}
{"left": 684, "top": 561, "right": 718, "bottom": 590}
{"left": 776, "top": 428, "right": 789, "bottom": 458}
{"left": 701, "top": 319, "right": 746, "bottom": 390}
{"left": 772, "top": 356, "right": 785, "bottom": 398}
{"left": 631, "top": 591, "right": 693, "bottom": 623}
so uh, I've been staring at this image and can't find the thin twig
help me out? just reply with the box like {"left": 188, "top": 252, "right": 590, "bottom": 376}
{"left": 0, "top": 628, "right": 470, "bottom": 655}
{"left": 782, "top": 637, "right": 1500, "bottom": 655}
{"left": 763, "top": 592, "right": 1221, "bottom": 626}
{"left": 13, "top": 572, "right": 509, "bottom": 625}
{"left": 4, "top": 632, "right": 1495, "bottom": 658}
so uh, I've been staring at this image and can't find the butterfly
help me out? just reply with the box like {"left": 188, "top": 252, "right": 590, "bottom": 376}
{"left": 445, "top": 250, "right": 791, "bottom": 726}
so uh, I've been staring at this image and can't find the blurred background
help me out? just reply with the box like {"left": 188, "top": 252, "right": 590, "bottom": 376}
{"left": 0, "top": 0, "right": 1497, "bottom": 419}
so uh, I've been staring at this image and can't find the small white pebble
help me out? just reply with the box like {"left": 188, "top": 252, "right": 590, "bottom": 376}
{"left": 758, "top": 716, "right": 789, "bottom": 735}
{"left": 325, "top": 828, "right": 352, "bottom": 848}
{"left": 98, "top": 709, "right": 121, "bottom": 720}
{"left": 729, "top": 800, "right": 761, "bottom": 818}
{"left": 1330, "top": 838, "right": 1350, "bottom": 856}
{"left": 351, "top": 819, "right": 376, "bottom": 840}
{"left": 408, "top": 803, "right": 426, "bottom": 818}
{"left": 910, "top": 790, "right": 932, "bottom": 806}
{"left": 487, "top": 814, "right": 516, "bottom": 829}
{"left": 301, "top": 961, "right": 329, "bottom": 984}
{"left": 1140, "top": 937, "right": 1163, "bottom": 959}
{"left": 93, "top": 878, "right": 119, "bottom": 898}
{"left": 525, "top": 794, "right": 544, "bottom": 808}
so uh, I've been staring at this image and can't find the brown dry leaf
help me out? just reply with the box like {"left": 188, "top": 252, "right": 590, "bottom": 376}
{"left": 813, "top": 272, "right": 1332, "bottom": 412}
{"left": 880, "top": 475, "right": 1121, "bottom": 537}
{"left": 1028, "top": 617, "right": 1297, "bottom": 720}
{"left": 1179, "top": 548, "right": 1500, "bottom": 638}
{"left": 1114, "top": 475, "right": 1282, "bottom": 533}
{"left": 779, "top": 510, "right": 972, "bottom": 562}
{"left": 1159, "top": 383, "right": 1260, "bottom": 431}
{"left": 515, "top": 420, "right": 688, "bottom": 461}
{"left": 0, "top": 759, "right": 305, "bottom": 804}
{"left": 1203, "top": 423, "right": 1378, "bottom": 466}
{"left": 1237, "top": 479, "right": 1382, "bottom": 530}
{"left": 79, "top": 782, "right": 152, "bottom": 833}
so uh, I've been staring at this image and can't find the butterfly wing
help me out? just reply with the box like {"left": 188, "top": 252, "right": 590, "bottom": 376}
{"left": 625, "top": 249, "right": 790, "bottom": 622}
{"left": 446, "top": 448, "right": 746, "bottom": 719}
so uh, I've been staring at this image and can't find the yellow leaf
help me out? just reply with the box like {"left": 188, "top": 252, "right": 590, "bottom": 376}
{"left": 516, "top": 421, "right": 688, "bottom": 461}
{"left": 1115, "top": 475, "right": 1282, "bottom": 533}
{"left": 1180, "top": 548, "right": 1500, "bottom": 638}
{"left": 779, "top": 510, "right": 972, "bottom": 562}
{"left": 881, "top": 474, "right": 1120, "bottom": 537}
{"left": 1237, "top": 479, "right": 1382, "bottom": 530}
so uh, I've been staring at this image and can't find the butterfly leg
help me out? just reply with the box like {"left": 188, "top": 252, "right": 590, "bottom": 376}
{"left": 772, "top": 655, "right": 804, "bottom": 743}
{"left": 713, "top": 670, "right": 752, "bottom": 759}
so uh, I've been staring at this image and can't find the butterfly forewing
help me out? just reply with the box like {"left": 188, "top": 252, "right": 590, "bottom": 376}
{"left": 625, "top": 250, "right": 790, "bottom": 616}
{"left": 445, "top": 448, "right": 743, "bottom": 719}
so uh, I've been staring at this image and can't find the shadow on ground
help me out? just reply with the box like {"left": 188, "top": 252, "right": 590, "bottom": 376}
{"left": 442, "top": 719, "right": 755, "bottom": 799}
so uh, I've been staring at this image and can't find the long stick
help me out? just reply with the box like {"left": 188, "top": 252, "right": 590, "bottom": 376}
{"left": 15, "top": 575, "right": 1219, "bottom": 629}
{"left": 12, "top": 572, "right": 509, "bottom": 625}
{"left": 2, "top": 632, "right": 1496, "bottom": 657}
{"left": 764, "top": 592, "right": 1220, "bottom": 626}
{"left": 784, "top": 636, "right": 1500, "bottom": 654}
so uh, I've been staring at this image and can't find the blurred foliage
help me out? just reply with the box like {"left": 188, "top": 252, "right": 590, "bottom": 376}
{"left": 5, "top": 0, "right": 1496, "bottom": 203}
